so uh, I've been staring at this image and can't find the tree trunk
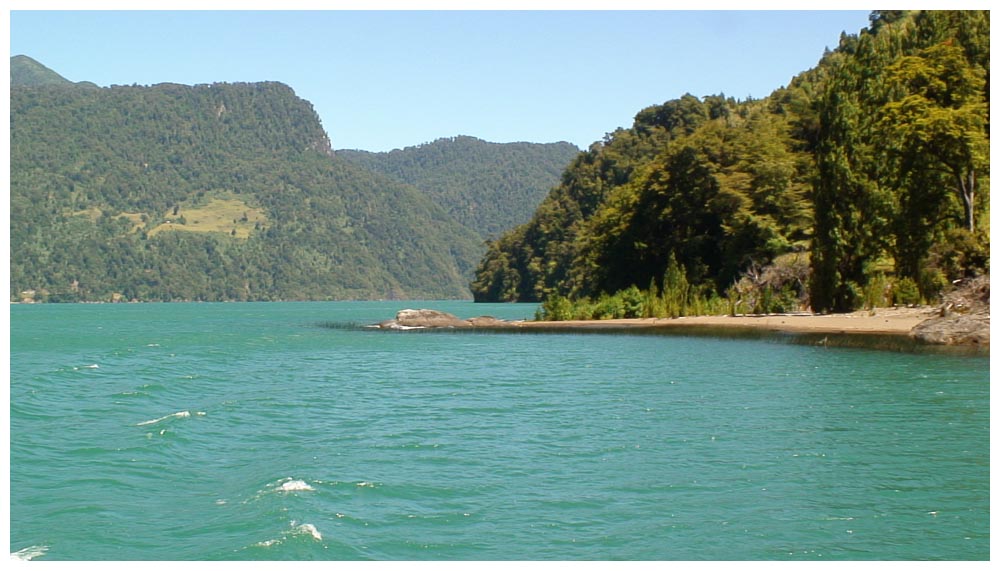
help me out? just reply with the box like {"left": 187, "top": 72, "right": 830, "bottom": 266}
{"left": 957, "top": 167, "right": 976, "bottom": 232}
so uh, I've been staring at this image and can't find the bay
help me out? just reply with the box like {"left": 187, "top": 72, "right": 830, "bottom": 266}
{"left": 9, "top": 301, "right": 989, "bottom": 560}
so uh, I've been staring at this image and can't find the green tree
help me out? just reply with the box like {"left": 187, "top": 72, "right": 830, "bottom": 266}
{"left": 469, "top": 11, "right": 988, "bottom": 314}
{"left": 809, "top": 11, "right": 989, "bottom": 310}
{"left": 879, "top": 42, "right": 988, "bottom": 234}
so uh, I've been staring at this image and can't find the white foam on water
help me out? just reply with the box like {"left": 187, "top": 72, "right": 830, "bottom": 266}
{"left": 296, "top": 523, "right": 322, "bottom": 541}
{"left": 247, "top": 477, "right": 317, "bottom": 501}
{"left": 136, "top": 410, "right": 191, "bottom": 426}
{"left": 11, "top": 545, "right": 48, "bottom": 560}
{"left": 253, "top": 522, "right": 322, "bottom": 549}
{"left": 279, "top": 479, "right": 315, "bottom": 492}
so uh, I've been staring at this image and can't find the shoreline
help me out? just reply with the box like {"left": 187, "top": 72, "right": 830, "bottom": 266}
{"left": 378, "top": 307, "right": 989, "bottom": 355}
{"left": 512, "top": 307, "right": 935, "bottom": 336}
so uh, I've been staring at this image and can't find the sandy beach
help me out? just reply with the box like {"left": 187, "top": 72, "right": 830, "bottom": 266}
{"left": 384, "top": 302, "right": 988, "bottom": 350}
{"left": 513, "top": 306, "right": 937, "bottom": 336}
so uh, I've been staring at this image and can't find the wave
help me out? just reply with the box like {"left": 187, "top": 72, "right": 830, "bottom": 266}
{"left": 253, "top": 521, "right": 323, "bottom": 548}
{"left": 246, "top": 477, "right": 319, "bottom": 503}
{"left": 114, "top": 390, "right": 145, "bottom": 397}
{"left": 136, "top": 410, "right": 206, "bottom": 426}
{"left": 279, "top": 479, "right": 315, "bottom": 492}
{"left": 295, "top": 523, "right": 322, "bottom": 541}
{"left": 252, "top": 477, "right": 380, "bottom": 499}
{"left": 11, "top": 545, "right": 48, "bottom": 560}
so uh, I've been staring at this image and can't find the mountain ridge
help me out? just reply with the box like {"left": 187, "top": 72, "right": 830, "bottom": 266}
{"left": 337, "top": 136, "right": 579, "bottom": 240}
{"left": 10, "top": 68, "right": 493, "bottom": 301}
{"left": 11, "top": 54, "right": 99, "bottom": 88}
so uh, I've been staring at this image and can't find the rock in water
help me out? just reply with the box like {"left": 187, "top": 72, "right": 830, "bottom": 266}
{"left": 376, "top": 309, "right": 515, "bottom": 330}
{"left": 391, "top": 309, "right": 471, "bottom": 328}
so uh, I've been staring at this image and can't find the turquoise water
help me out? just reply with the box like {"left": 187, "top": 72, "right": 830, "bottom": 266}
{"left": 9, "top": 301, "right": 989, "bottom": 560}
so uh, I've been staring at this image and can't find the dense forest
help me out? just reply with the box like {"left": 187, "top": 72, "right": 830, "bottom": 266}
{"left": 9, "top": 11, "right": 990, "bottom": 308}
{"left": 338, "top": 137, "right": 579, "bottom": 240}
{"left": 472, "top": 10, "right": 989, "bottom": 318}
{"left": 10, "top": 61, "right": 493, "bottom": 301}
{"left": 10, "top": 55, "right": 583, "bottom": 302}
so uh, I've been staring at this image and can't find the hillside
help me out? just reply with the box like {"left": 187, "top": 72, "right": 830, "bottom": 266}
{"left": 11, "top": 54, "right": 73, "bottom": 86}
{"left": 337, "top": 137, "right": 579, "bottom": 240}
{"left": 11, "top": 54, "right": 98, "bottom": 88}
{"left": 10, "top": 77, "right": 485, "bottom": 301}
{"left": 472, "top": 10, "right": 989, "bottom": 317}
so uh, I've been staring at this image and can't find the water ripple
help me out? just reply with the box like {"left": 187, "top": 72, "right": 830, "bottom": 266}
{"left": 10, "top": 302, "right": 989, "bottom": 560}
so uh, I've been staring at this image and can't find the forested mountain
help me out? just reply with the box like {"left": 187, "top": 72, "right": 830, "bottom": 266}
{"left": 11, "top": 54, "right": 98, "bottom": 88}
{"left": 337, "top": 137, "right": 579, "bottom": 240}
{"left": 472, "top": 10, "right": 989, "bottom": 317}
{"left": 10, "top": 75, "right": 485, "bottom": 301}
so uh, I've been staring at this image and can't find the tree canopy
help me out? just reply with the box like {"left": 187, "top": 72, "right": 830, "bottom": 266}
{"left": 337, "top": 136, "right": 579, "bottom": 240}
{"left": 473, "top": 10, "right": 989, "bottom": 315}
{"left": 10, "top": 79, "right": 487, "bottom": 301}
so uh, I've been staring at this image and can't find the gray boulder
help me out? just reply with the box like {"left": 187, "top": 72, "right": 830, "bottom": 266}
{"left": 911, "top": 313, "right": 989, "bottom": 346}
{"left": 378, "top": 308, "right": 470, "bottom": 329}
{"left": 910, "top": 275, "right": 989, "bottom": 346}
{"left": 377, "top": 309, "right": 515, "bottom": 330}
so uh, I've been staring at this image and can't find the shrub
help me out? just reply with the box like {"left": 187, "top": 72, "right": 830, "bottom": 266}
{"left": 928, "top": 228, "right": 990, "bottom": 281}
{"left": 862, "top": 272, "right": 892, "bottom": 309}
{"left": 538, "top": 295, "right": 573, "bottom": 321}
{"left": 642, "top": 278, "right": 667, "bottom": 318}
{"left": 892, "top": 277, "right": 921, "bottom": 306}
{"left": 918, "top": 267, "right": 949, "bottom": 303}
{"left": 619, "top": 285, "right": 644, "bottom": 318}
{"left": 591, "top": 294, "right": 624, "bottom": 320}
{"left": 762, "top": 284, "right": 801, "bottom": 313}
{"left": 661, "top": 254, "right": 690, "bottom": 318}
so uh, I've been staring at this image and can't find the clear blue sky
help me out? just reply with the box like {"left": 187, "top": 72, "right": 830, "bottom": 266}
{"left": 10, "top": 9, "right": 874, "bottom": 152}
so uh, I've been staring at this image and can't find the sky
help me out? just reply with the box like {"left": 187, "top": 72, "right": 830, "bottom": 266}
{"left": 7, "top": 6, "right": 878, "bottom": 152}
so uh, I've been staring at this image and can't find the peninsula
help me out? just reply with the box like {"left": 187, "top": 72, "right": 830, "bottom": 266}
{"left": 375, "top": 276, "right": 989, "bottom": 351}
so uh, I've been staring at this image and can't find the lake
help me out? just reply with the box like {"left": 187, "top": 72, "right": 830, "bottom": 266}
{"left": 9, "top": 301, "right": 989, "bottom": 560}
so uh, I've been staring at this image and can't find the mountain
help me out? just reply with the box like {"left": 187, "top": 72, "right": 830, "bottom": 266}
{"left": 337, "top": 137, "right": 579, "bottom": 240}
{"left": 10, "top": 73, "right": 485, "bottom": 301}
{"left": 472, "top": 10, "right": 989, "bottom": 316}
{"left": 10, "top": 54, "right": 98, "bottom": 88}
